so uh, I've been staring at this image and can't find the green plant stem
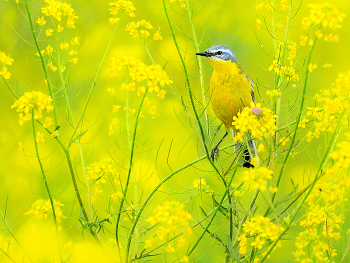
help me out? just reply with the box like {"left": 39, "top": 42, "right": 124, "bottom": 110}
{"left": 114, "top": 87, "right": 149, "bottom": 263}
{"left": 68, "top": 21, "right": 120, "bottom": 148}
{"left": 163, "top": 2, "right": 238, "bottom": 260}
{"left": 187, "top": 148, "right": 244, "bottom": 256}
{"left": 24, "top": 0, "right": 58, "bottom": 126}
{"left": 260, "top": 112, "right": 344, "bottom": 262}
{"left": 31, "top": 114, "right": 62, "bottom": 263}
{"left": 0, "top": 209, "right": 33, "bottom": 263}
{"left": 265, "top": 34, "right": 318, "bottom": 217}
{"left": 185, "top": 0, "right": 210, "bottom": 138}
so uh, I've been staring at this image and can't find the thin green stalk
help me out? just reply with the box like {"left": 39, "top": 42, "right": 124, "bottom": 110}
{"left": 265, "top": 34, "right": 318, "bottom": 216}
{"left": 259, "top": 112, "right": 344, "bottom": 262}
{"left": 31, "top": 114, "right": 62, "bottom": 263}
{"left": 185, "top": 0, "right": 210, "bottom": 138}
{"left": 24, "top": 0, "right": 58, "bottom": 126}
{"left": 0, "top": 247, "right": 17, "bottom": 263}
{"left": 114, "top": 87, "right": 149, "bottom": 262}
{"left": 68, "top": 22, "right": 120, "bottom": 148}
{"left": 0, "top": 209, "right": 33, "bottom": 263}
{"left": 187, "top": 148, "right": 244, "bottom": 256}
{"left": 55, "top": 22, "right": 95, "bottom": 222}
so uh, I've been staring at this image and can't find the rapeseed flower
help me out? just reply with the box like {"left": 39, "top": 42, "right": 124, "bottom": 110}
{"left": 11, "top": 91, "right": 53, "bottom": 125}
{"left": 0, "top": 51, "right": 14, "bottom": 79}
{"left": 232, "top": 103, "right": 277, "bottom": 142}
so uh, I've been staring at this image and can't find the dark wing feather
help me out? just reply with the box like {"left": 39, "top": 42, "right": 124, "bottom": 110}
{"left": 238, "top": 63, "right": 256, "bottom": 103}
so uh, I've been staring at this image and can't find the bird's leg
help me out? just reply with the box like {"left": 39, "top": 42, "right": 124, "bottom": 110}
{"left": 210, "top": 131, "right": 228, "bottom": 161}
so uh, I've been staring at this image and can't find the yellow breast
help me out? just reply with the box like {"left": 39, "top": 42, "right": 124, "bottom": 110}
{"left": 209, "top": 59, "right": 252, "bottom": 130}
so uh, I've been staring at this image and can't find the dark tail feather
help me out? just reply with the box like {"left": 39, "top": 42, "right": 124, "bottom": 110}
{"left": 242, "top": 148, "right": 255, "bottom": 168}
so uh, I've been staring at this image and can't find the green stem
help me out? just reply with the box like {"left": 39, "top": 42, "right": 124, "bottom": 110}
{"left": 265, "top": 34, "right": 318, "bottom": 216}
{"left": 68, "top": 21, "right": 120, "bottom": 148}
{"left": 114, "top": 87, "right": 149, "bottom": 263}
{"left": 185, "top": 0, "right": 209, "bottom": 138}
{"left": 0, "top": 209, "right": 33, "bottom": 263}
{"left": 260, "top": 112, "right": 344, "bottom": 262}
{"left": 24, "top": 0, "right": 58, "bottom": 126}
{"left": 31, "top": 114, "right": 62, "bottom": 262}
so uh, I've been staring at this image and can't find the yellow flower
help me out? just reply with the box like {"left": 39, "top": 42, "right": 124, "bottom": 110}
{"left": 69, "top": 57, "right": 78, "bottom": 64}
{"left": 308, "top": 63, "right": 317, "bottom": 72}
{"left": 45, "top": 28, "right": 54, "bottom": 36}
{"left": 153, "top": 31, "right": 163, "bottom": 40}
{"left": 157, "top": 90, "right": 166, "bottom": 99}
{"left": 144, "top": 236, "right": 154, "bottom": 249}
{"left": 51, "top": 130, "right": 59, "bottom": 138}
{"left": 140, "top": 20, "right": 153, "bottom": 29}
{"left": 0, "top": 67, "right": 11, "bottom": 79}
{"left": 255, "top": 3, "right": 264, "bottom": 10}
{"left": 48, "top": 62, "right": 57, "bottom": 72}
{"left": 11, "top": 91, "right": 53, "bottom": 124}
{"left": 87, "top": 159, "right": 119, "bottom": 184}
{"left": 69, "top": 50, "right": 78, "bottom": 56}
{"left": 266, "top": 89, "right": 281, "bottom": 99}
{"left": 43, "top": 117, "right": 53, "bottom": 128}
{"left": 108, "top": 17, "right": 120, "bottom": 25}
{"left": 193, "top": 178, "right": 207, "bottom": 189}
{"left": 57, "top": 24, "right": 64, "bottom": 32}
{"left": 257, "top": 144, "right": 265, "bottom": 153}
{"left": 279, "top": 137, "right": 289, "bottom": 146}
{"left": 243, "top": 167, "right": 273, "bottom": 191}
{"left": 251, "top": 236, "right": 265, "bottom": 249}
{"left": 113, "top": 105, "right": 121, "bottom": 113}
{"left": 165, "top": 243, "right": 175, "bottom": 253}
{"left": 232, "top": 103, "right": 277, "bottom": 142}
{"left": 36, "top": 17, "right": 46, "bottom": 26}
{"left": 268, "top": 60, "right": 280, "bottom": 73}
{"left": 60, "top": 42, "right": 69, "bottom": 50}
{"left": 300, "top": 35, "right": 308, "bottom": 46}
{"left": 36, "top": 131, "right": 45, "bottom": 143}
{"left": 323, "top": 63, "right": 332, "bottom": 68}
{"left": 256, "top": 18, "right": 262, "bottom": 29}
{"left": 107, "top": 87, "right": 115, "bottom": 95}
{"left": 140, "top": 30, "right": 150, "bottom": 38}
{"left": 71, "top": 37, "right": 80, "bottom": 45}
{"left": 315, "top": 30, "right": 323, "bottom": 39}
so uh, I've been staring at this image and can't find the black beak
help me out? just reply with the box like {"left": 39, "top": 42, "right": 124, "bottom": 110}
{"left": 196, "top": 52, "right": 210, "bottom": 57}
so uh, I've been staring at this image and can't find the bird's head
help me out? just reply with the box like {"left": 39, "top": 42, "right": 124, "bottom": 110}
{"left": 196, "top": 45, "right": 237, "bottom": 63}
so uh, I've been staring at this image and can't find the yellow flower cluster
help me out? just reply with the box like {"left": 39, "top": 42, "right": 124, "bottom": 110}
{"left": 87, "top": 159, "right": 119, "bottom": 184}
{"left": 193, "top": 178, "right": 213, "bottom": 195}
{"left": 109, "top": 0, "right": 136, "bottom": 24}
{"left": 304, "top": 70, "right": 349, "bottom": 142}
{"left": 240, "top": 216, "right": 283, "bottom": 258}
{"left": 109, "top": 56, "right": 172, "bottom": 94}
{"left": 126, "top": 20, "right": 162, "bottom": 40}
{"left": 266, "top": 89, "right": 281, "bottom": 99}
{"left": 301, "top": 3, "right": 346, "bottom": 30}
{"left": 39, "top": 0, "right": 78, "bottom": 29}
{"left": 268, "top": 40, "right": 300, "bottom": 81}
{"left": 11, "top": 91, "right": 54, "bottom": 126}
{"left": 169, "top": 0, "right": 185, "bottom": 8}
{"left": 0, "top": 51, "right": 14, "bottom": 79}
{"left": 145, "top": 201, "right": 192, "bottom": 252}
{"left": 24, "top": 199, "right": 66, "bottom": 223}
{"left": 232, "top": 103, "right": 277, "bottom": 142}
{"left": 293, "top": 174, "right": 345, "bottom": 262}
{"left": 329, "top": 140, "right": 350, "bottom": 172}
{"left": 243, "top": 167, "right": 274, "bottom": 192}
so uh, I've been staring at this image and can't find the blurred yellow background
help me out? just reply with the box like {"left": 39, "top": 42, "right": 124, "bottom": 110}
{"left": 0, "top": 0, "right": 350, "bottom": 262}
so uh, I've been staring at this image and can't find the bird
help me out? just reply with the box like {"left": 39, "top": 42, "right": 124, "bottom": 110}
{"left": 196, "top": 45, "right": 257, "bottom": 168}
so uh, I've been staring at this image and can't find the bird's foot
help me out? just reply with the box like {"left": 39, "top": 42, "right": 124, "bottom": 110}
{"left": 210, "top": 145, "right": 219, "bottom": 162}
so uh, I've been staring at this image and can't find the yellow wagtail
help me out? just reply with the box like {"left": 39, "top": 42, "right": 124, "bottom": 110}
{"left": 196, "top": 45, "right": 257, "bottom": 168}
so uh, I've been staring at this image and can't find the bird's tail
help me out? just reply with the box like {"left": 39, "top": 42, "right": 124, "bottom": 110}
{"left": 232, "top": 130, "right": 258, "bottom": 168}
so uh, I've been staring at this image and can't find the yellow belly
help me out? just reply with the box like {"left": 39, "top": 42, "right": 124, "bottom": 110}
{"left": 209, "top": 60, "right": 252, "bottom": 130}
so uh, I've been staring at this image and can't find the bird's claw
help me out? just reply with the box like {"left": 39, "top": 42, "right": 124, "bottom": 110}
{"left": 210, "top": 146, "right": 219, "bottom": 162}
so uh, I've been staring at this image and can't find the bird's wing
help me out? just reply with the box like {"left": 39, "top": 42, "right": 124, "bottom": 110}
{"left": 238, "top": 63, "right": 256, "bottom": 103}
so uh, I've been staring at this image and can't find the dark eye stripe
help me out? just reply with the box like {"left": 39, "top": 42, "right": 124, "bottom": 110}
{"left": 217, "top": 51, "right": 222, "bottom": 55}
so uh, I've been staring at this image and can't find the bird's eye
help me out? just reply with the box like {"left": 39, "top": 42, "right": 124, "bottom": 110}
{"left": 217, "top": 51, "right": 222, "bottom": 55}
